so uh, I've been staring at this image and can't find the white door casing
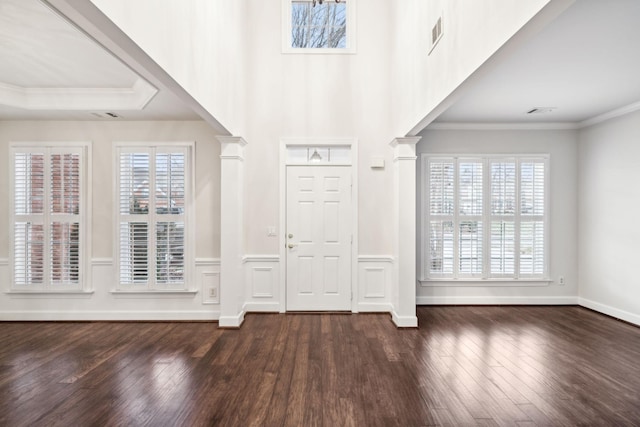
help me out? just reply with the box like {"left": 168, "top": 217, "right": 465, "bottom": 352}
{"left": 286, "top": 166, "right": 352, "bottom": 311}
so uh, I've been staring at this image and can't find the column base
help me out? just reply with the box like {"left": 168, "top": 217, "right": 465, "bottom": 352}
{"left": 218, "top": 310, "right": 246, "bottom": 329}
{"left": 391, "top": 310, "right": 418, "bottom": 328}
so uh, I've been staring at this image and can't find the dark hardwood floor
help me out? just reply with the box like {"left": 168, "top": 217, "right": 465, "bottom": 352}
{"left": 1, "top": 306, "right": 640, "bottom": 426}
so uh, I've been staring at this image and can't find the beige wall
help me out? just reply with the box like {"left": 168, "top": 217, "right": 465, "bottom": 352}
{"left": 0, "top": 120, "right": 221, "bottom": 259}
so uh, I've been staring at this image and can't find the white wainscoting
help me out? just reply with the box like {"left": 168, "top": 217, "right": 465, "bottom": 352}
{"left": 357, "top": 256, "right": 394, "bottom": 312}
{"left": 196, "top": 258, "right": 221, "bottom": 305}
{"left": 0, "top": 258, "right": 9, "bottom": 294}
{"left": 243, "top": 255, "right": 281, "bottom": 312}
{"left": 0, "top": 258, "right": 221, "bottom": 321}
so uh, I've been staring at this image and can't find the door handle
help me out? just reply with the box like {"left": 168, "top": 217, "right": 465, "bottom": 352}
{"left": 287, "top": 243, "right": 297, "bottom": 249}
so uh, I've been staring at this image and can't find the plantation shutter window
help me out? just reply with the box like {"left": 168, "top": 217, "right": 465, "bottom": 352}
{"left": 458, "top": 160, "right": 483, "bottom": 277}
{"left": 116, "top": 146, "right": 190, "bottom": 290}
{"left": 428, "top": 159, "right": 454, "bottom": 277}
{"left": 11, "top": 146, "right": 86, "bottom": 290}
{"left": 423, "top": 155, "right": 548, "bottom": 281}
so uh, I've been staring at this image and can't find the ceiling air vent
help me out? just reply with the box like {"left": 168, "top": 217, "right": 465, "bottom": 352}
{"left": 90, "top": 112, "right": 121, "bottom": 119}
{"left": 526, "top": 107, "right": 556, "bottom": 115}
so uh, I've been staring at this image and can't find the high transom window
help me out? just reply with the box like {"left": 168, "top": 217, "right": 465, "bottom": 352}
{"left": 422, "top": 155, "right": 548, "bottom": 281}
{"left": 283, "top": 0, "right": 356, "bottom": 53}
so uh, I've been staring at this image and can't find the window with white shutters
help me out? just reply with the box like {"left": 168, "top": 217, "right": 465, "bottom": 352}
{"left": 422, "top": 155, "right": 548, "bottom": 281}
{"left": 11, "top": 144, "right": 87, "bottom": 291}
{"left": 116, "top": 145, "right": 191, "bottom": 290}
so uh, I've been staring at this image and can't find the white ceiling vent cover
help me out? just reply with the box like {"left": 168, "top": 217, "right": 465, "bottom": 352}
{"left": 526, "top": 107, "right": 557, "bottom": 115}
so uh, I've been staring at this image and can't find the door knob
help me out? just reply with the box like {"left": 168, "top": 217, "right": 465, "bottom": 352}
{"left": 287, "top": 243, "right": 297, "bottom": 249}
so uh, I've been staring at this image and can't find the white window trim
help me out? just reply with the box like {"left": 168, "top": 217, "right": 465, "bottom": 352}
{"left": 8, "top": 141, "right": 92, "bottom": 293}
{"left": 282, "top": 0, "right": 357, "bottom": 54}
{"left": 419, "top": 153, "right": 550, "bottom": 285}
{"left": 113, "top": 142, "right": 195, "bottom": 293}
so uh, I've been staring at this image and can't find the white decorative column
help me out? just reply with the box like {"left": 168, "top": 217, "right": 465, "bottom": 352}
{"left": 217, "top": 136, "right": 247, "bottom": 328}
{"left": 390, "top": 137, "right": 421, "bottom": 327}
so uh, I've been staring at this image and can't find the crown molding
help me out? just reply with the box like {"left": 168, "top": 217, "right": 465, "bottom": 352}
{"left": 0, "top": 77, "right": 157, "bottom": 111}
{"left": 427, "top": 122, "right": 579, "bottom": 131}
{"left": 578, "top": 100, "right": 640, "bottom": 129}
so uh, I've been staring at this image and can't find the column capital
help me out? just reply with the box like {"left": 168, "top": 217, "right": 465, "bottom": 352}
{"left": 390, "top": 136, "right": 421, "bottom": 161}
{"left": 217, "top": 136, "right": 248, "bottom": 161}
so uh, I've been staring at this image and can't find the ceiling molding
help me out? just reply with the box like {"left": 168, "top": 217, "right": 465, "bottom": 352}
{"left": 429, "top": 99, "right": 640, "bottom": 132}
{"left": 578, "top": 100, "right": 640, "bottom": 129}
{"left": 427, "top": 122, "right": 579, "bottom": 131}
{"left": 0, "top": 77, "right": 157, "bottom": 111}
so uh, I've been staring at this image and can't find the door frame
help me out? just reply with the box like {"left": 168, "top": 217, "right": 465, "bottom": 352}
{"left": 279, "top": 138, "right": 359, "bottom": 313}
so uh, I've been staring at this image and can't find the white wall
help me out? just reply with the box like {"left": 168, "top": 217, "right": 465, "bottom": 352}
{"left": 89, "top": 0, "right": 247, "bottom": 136}
{"left": 0, "top": 120, "right": 222, "bottom": 320}
{"left": 416, "top": 127, "right": 578, "bottom": 304}
{"left": 389, "top": 0, "right": 565, "bottom": 136}
{"left": 578, "top": 110, "right": 640, "bottom": 325}
{"left": 243, "top": 0, "right": 396, "bottom": 257}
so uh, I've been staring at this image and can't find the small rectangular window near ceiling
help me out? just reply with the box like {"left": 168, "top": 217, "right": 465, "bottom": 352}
{"left": 284, "top": 0, "right": 356, "bottom": 53}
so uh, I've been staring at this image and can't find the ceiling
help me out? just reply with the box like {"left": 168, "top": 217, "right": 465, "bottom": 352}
{"left": 435, "top": 0, "right": 640, "bottom": 126}
{"left": 3, "top": 0, "right": 638, "bottom": 126}
{"left": 0, "top": 0, "right": 199, "bottom": 121}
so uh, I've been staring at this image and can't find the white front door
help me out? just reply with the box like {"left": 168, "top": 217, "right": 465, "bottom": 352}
{"left": 286, "top": 166, "right": 352, "bottom": 311}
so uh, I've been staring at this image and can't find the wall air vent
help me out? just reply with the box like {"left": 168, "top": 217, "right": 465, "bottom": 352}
{"left": 526, "top": 107, "right": 556, "bottom": 115}
{"left": 429, "top": 15, "right": 443, "bottom": 55}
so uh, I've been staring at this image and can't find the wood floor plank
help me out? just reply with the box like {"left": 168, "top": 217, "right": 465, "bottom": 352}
{"left": 1, "top": 307, "right": 640, "bottom": 426}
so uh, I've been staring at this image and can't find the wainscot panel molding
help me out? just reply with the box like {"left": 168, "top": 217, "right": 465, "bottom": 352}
{"left": 579, "top": 297, "right": 640, "bottom": 327}
{"left": 417, "top": 296, "right": 579, "bottom": 305}
{"left": 0, "top": 259, "right": 8, "bottom": 293}
{"left": 357, "top": 256, "right": 393, "bottom": 312}
{"left": 196, "top": 258, "right": 221, "bottom": 305}
{"left": 243, "top": 255, "right": 281, "bottom": 312}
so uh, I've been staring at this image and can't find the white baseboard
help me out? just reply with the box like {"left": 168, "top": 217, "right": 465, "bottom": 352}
{"left": 579, "top": 298, "right": 640, "bottom": 327}
{"left": 391, "top": 311, "right": 418, "bottom": 328}
{"left": 416, "top": 296, "right": 579, "bottom": 305}
{"left": 243, "top": 302, "right": 281, "bottom": 313}
{"left": 0, "top": 310, "right": 219, "bottom": 321}
{"left": 218, "top": 310, "right": 245, "bottom": 328}
{"left": 357, "top": 302, "right": 393, "bottom": 313}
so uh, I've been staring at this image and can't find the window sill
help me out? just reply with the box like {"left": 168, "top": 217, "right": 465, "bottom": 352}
{"left": 6, "top": 290, "right": 95, "bottom": 296}
{"left": 110, "top": 289, "right": 198, "bottom": 296}
{"left": 282, "top": 47, "right": 356, "bottom": 55}
{"left": 420, "top": 278, "right": 552, "bottom": 287}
